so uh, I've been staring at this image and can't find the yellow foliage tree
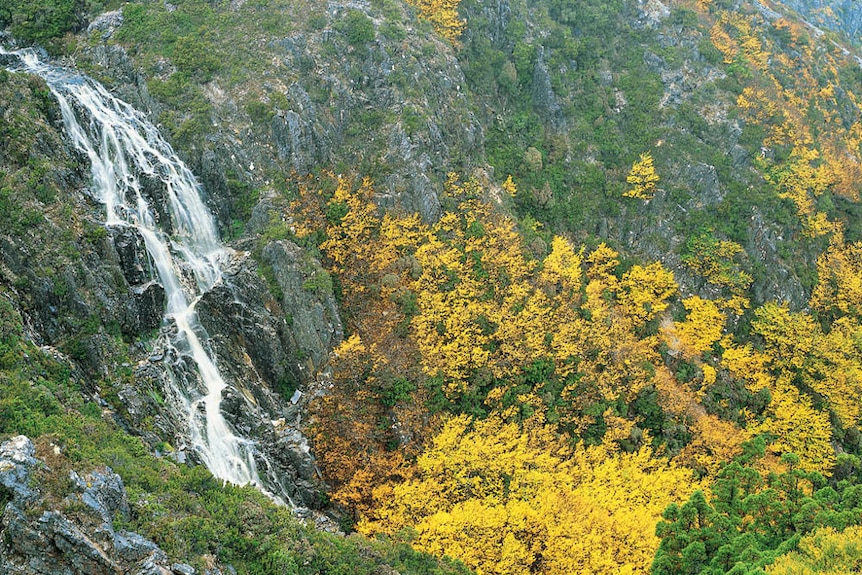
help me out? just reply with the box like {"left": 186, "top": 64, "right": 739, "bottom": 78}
{"left": 623, "top": 152, "right": 660, "bottom": 200}
{"left": 662, "top": 296, "right": 725, "bottom": 359}
{"left": 540, "top": 236, "right": 584, "bottom": 296}
{"left": 502, "top": 175, "right": 517, "bottom": 197}
{"left": 554, "top": 244, "right": 660, "bottom": 426}
{"left": 751, "top": 302, "right": 816, "bottom": 371}
{"left": 710, "top": 21, "right": 739, "bottom": 64}
{"left": 751, "top": 302, "right": 862, "bottom": 429}
{"left": 719, "top": 310, "right": 836, "bottom": 475}
{"left": 767, "top": 146, "right": 836, "bottom": 238}
{"left": 360, "top": 414, "right": 701, "bottom": 575}
{"left": 618, "top": 262, "right": 677, "bottom": 325}
{"left": 319, "top": 176, "right": 381, "bottom": 293}
{"left": 752, "top": 378, "right": 835, "bottom": 474}
{"left": 409, "top": 199, "right": 538, "bottom": 389}
{"left": 812, "top": 317, "right": 862, "bottom": 427}
{"left": 811, "top": 237, "right": 862, "bottom": 318}
{"left": 405, "top": 0, "right": 466, "bottom": 44}
{"left": 767, "top": 526, "right": 862, "bottom": 575}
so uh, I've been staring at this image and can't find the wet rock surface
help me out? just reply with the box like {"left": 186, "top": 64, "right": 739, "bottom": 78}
{"left": 191, "top": 250, "right": 333, "bottom": 507}
{"left": 111, "top": 227, "right": 152, "bottom": 286}
{"left": 0, "top": 64, "right": 329, "bottom": 519}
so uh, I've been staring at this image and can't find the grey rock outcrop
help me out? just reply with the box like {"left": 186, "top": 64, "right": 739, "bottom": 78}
{"left": 193, "top": 246, "right": 340, "bottom": 394}
{"left": 746, "top": 208, "right": 807, "bottom": 307}
{"left": 272, "top": 107, "right": 329, "bottom": 174}
{"left": 81, "top": 0, "right": 485, "bottom": 223}
{"left": 191, "top": 248, "right": 334, "bottom": 506}
{"left": 532, "top": 47, "right": 566, "bottom": 131}
{"left": 0, "top": 436, "right": 40, "bottom": 507}
{"left": 774, "top": 0, "right": 862, "bottom": 42}
{"left": 0, "top": 436, "right": 173, "bottom": 575}
{"left": 119, "top": 248, "right": 333, "bottom": 508}
{"left": 127, "top": 281, "right": 166, "bottom": 335}
{"left": 86, "top": 10, "right": 124, "bottom": 41}
{"left": 260, "top": 240, "right": 343, "bottom": 373}
{"left": 83, "top": 43, "right": 158, "bottom": 115}
{"left": 111, "top": 227, "right": 152, "bottom": 286}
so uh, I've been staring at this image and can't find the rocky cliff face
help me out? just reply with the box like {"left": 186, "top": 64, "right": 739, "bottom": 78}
{"left": 453, "top": 0, "right": 816, "bottom": 306}
{"left": 4, "top": 0, "right": 862, "bottom": 568}
{"left": 75, "top": 0, "right": 485, "bottom": 226}
{"left": 63, "top": 0, "right": 848, "bottom": 314}
{"left": 772, "top": 0, "right": 862, "bottom": 42}
{"left": 0, "top": 436, "right": 187, "bottom": 575}
{"left": 2, "top": 0, "right": 839, "bottom": 516}
{"left": 0, "top": 55, "right": 333, "bottom": 513}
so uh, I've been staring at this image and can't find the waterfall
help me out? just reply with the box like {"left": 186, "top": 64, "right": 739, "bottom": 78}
{"left": 2, "top": 47, "right": 289, "bottom": 504}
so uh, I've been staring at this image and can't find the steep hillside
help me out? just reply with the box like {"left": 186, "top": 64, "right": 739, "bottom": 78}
{"left": 0, "top": 51, "right": 469, "bottom": 574}
{"left": 56, "top": 0, "right": 862, "bottom": 310}
{"left": 5, "top": 0, "right": 862, "bottom": 573}
{"left": 772, "top": 0, "right": 862, "bottom": 42}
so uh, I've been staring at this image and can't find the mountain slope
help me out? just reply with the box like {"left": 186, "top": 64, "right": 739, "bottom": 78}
{"left": 772, "top": 0, "right": 862, "bottom": 43}
{"left": 5, "top": 0, "right": 862, "bottom": 573}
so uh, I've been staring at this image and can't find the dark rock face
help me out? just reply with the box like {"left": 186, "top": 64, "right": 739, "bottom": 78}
{"left": 532, "top": 47, "right": 566, "bottom": 132}
{"left": 272, "top": 108, "right": 328, "bottom": 174}
{"left": 0, "top": 436, "right": 174, "bottom": 575}
{"left": 128, "top": 281, "right": 166, "bottom": 334}
{"left": 196, "top": 257, "right": 298, "bottom": 393}
{"left": 138, "top": 174, "right": 174, "bottom": 235}
{"left": 109, "top": 228, "right": 165, "bottom": 334}
{"left": 190, "top": 249, "right": 335, "bottom": 507}
{"left": 0, "top": 64, "right": 329, "bottom": 517}
{"left": 84, "top": 43, "right": 159, "bottom": 115}
{"left": 111, "top": 227, "right": 152, "bottom": 286}
{"left": 260, "top": 240, "right": 343, "bottom": 373}
{"left": 746, "top": 208, "right": 807, "bottom": 306}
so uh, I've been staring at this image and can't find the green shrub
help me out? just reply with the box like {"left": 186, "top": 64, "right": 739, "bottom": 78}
{"left": 172, "top": 34, "right": 222, "bottom": 81}
{"left": 308, "top": 13, "right": 328, "bottom": 30}
{"left": 1, "top": 0, "right": 83, "bottom": 47}
{"left": 341, "top": 10, "right": 375, "bottom": 45}
{"left": 302, "top": 268, "right": 333, "bottom": 295}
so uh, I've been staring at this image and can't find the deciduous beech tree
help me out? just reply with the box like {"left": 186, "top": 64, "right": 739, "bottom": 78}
{"left": 624, "top": 152, "right": 660, "bottom": 200}
{"left": 767, "top": 526, "right": 862, "bottom": 574}
{"left": 361, "top": 414, "right": 700, "bottom": 575}
{"left": 405, "top": 0, "right": 465, "bottom": 43}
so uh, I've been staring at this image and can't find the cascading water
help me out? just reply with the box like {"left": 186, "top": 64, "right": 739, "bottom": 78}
{"left": 2, "top": 47, "right": 289, "bottom": 504}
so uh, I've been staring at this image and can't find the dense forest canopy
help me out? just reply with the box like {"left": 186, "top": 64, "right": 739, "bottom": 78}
{"left": 5, "top": 0, "right": 862, "bottom": 573}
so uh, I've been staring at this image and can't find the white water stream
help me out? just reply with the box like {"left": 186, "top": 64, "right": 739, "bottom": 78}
{"left": 2, "top": 48, "right": 282, "bottom": 499}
